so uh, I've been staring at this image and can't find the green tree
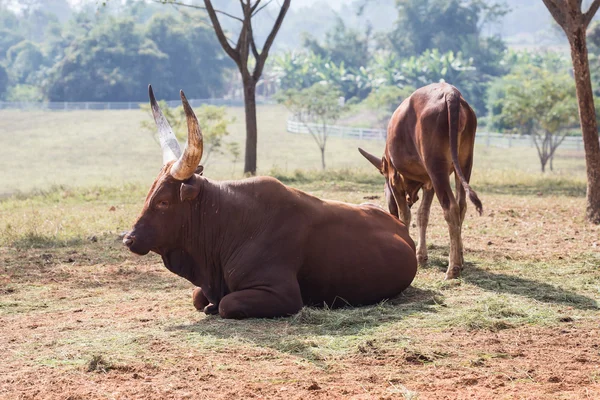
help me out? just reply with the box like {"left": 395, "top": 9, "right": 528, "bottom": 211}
{"left": 386, "top": 0, "right": 508, "bottom": 57}
{"left": 44, "top": 17, "right": 164, "bottom": 101}
{"left": 0, "top": 64, "right": 8, "bottom": 99}
{"left": 302, "top": 17, "right": 371, "bottom": 72}
{"left": 6, "top": 40, "right": 44, "bottom": 84}
{"left": 44, "top": 12, "right": 227, "bottom": 101}
{"left": 140, "top": 101, "right": 237, "bottom": 166}
{"left": 381, "top": 49, "right": 483, "bottom": 114}
{"left": 272, "top": 51, "right": 327, "bottom": 91}
{"left": 145, "top": 12, "right": 228, "bottom": 98}
{"left": 495, "top": 67, "right": 578, "bottom": 173}
{"left": 277, "top": 83, "right": 345, "bottom": 169}
{"left": 487, "top": 50, "right": 571, "bottom": 131}
{"left": 362, "top": 85, "right": 415, "bottom": 128}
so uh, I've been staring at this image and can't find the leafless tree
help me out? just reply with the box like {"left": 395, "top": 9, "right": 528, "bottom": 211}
{"left": 158, "top": 0, "right": 291, "bottom": 175}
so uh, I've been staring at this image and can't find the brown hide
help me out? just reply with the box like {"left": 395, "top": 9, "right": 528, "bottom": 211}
{"left": 359, "top": 83, "right": 481, "bottom": 280}
{"left": 124, "top": 166, "right": 417, "bottom": 319}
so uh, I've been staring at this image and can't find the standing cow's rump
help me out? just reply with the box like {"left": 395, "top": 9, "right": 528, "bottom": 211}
{"left": 123, "top": 86, "right": 417, "bottom": 319}
{"left": 359, "top": 83, "right": 482, "bottom": 280}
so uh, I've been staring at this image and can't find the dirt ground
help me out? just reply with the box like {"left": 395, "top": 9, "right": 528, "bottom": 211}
{"left": 2, "top": 307, "right": 598, "bottom": 399}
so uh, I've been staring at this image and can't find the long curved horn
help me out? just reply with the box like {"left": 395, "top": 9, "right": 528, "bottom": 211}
{"left": 149, "top": 85, "right": 181, "bottom": 164}
{"left": 170, "top": 90, "right": 203, "bottom": 181}
{"left": 358, "top": 147, "right": 383, "bottom": 171}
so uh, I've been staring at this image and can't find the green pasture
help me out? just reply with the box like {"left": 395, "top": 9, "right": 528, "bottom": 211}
{"left": 0, "top": 105, "right": 587, "bottom": 196}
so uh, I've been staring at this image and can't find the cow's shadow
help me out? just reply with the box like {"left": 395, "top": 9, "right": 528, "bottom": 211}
{"left": 423, "top": 251, "right": 598, "bottom": 310}
{"left": 169, "top": 285, "right": 440, "bottom": 365}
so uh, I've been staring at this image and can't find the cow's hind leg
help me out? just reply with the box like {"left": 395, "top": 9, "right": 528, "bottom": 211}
{"left": 454, "top": 174, "right": 467, "bottom": 266}
{"left": 430, "top": 175, "right": 463, "bottom": 279}
{"left": 218, "top": 280, "right": 303, "bottom": 319}
{"left": 455, "top": 155, "right": 474, "bottom": 266}
{"left": 416, "top": 186, "right": 435, "bottom": 266}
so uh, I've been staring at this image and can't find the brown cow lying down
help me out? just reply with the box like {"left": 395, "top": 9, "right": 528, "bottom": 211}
{"left": 123, "top": 86, "right": 417, "bottom": 319}
{"left": 359, "top": 83, "right": 482, "bottom": 280}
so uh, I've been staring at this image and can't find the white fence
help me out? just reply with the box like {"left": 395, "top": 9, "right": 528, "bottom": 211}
{"left": 286, "top": 119, "right": 587, "bottom": 151}
{"left": 0, "top": 98, "right": 274, "bottom": 111}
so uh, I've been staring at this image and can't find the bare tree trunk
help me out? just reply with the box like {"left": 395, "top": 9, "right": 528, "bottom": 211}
{"left": 568, "top": 27, "right": 600, "bottom": 223}
{"left": 242, "top": 78, "right": 258, "bottom": 174}
{"left": 542, "top": 0, "right": 600, "bottom": 223}
{"left": 320, "top": 147, "right": 326, "bottom": 170}
{"left": 541, "top": 157, "right": 547, "bottom": 173}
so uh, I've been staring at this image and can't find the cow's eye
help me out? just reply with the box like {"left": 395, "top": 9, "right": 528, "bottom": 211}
{"left": 156, "top": 200, "right": 169, "bottom": 209}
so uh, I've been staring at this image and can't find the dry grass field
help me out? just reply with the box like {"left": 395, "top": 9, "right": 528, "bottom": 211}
{"left": 1, "top": 106, "right": 599, "bottom": 399}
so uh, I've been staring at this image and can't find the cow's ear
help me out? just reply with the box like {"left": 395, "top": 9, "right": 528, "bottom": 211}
{"left": 380, "top": 156, "right": 388, "bottom": 175}
{"left": 180, "top": 174, "right": 202, "bottom": 202}
{"left": 195, "top": 165, "right": 204, "bottom": 175}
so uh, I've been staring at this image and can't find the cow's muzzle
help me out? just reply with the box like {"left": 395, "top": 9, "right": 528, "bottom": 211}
{"left": 122, "top": 232, "right": 134, "bottom": 247}
{"left": 122, "top": 232, "right": 149, "bottom": 255}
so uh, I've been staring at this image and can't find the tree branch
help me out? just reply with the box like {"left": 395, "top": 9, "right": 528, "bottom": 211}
{"left": 154, "top": 0, "right": 244, "bottom": 22}
{"left": 250, "top": 0, "right": 262, "bottom": 13}
{"left": 542, "top": 0, "right": 567, "bottom": 28}
{"left": 583, "top": 0, "right": 600, "bottom": 27}
{"left": 532, "top": 131, "right": 544, "bottom": 164}
{"left": 204, "top": 0, "right": 241, "bottom": 66}
{"left": 550, "top": 131, "right": 569, "bottom": 157}
{"left": 252, "top": 0, "right": 291, "bottom": 81}
{"left": 253, "top": 0, "right": 273, "bottom": 16}
{"left": 248, "top": 20, "right": 260, "bottom": 62}
{"left": 236, "top": 1, "right": 252, "bottom": 76}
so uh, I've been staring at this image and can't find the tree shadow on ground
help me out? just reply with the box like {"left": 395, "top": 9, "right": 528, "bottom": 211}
{"left": 463, "top": 265, "right": 598, "bottom": 310}
{"left": 168, "top": 286, "right": 441, "bottom": 365}
{"left": 477, "top": 180, "right": 586, "bottom": 197}
{"left": 9, "top": 232, "right": 85, "bottom": 250}
{"left": 424, "top": 250, "right": 597, "bottom": 311}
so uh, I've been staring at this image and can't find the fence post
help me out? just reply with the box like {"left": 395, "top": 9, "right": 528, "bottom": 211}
{"left": 486, "top": 131, "right": 490, "bottom": 147}
{"left": 508, "top": 134, "right": 512, "bottom": 148}
{"left": 359, "top": 128, "right": 363, "bottom": 140}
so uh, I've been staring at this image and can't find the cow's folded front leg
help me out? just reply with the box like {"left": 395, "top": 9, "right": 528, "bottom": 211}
{"left": 203, "top": 304, "right": 219, "bottom": 315}
{"left": 192, "top": 287, "right": 209, "bottom": 311}
{"left": 192, "top": 287, "right": 220, "bottom": 315}
{"left": 218, "top": 283, "right": 303, "bottom": 319}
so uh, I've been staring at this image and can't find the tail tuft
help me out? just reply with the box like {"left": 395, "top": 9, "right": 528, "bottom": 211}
{"left": 467, "top": 188, "right": 483, "bottom": 215}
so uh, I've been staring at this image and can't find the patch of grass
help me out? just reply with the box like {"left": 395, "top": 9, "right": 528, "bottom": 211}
{"left": 269, "top": 167, "right": 382, "bottom": 186}
{"left": 9, "top": 231, "right": 84, "bottom": 249}
{"left": 86, "top": 355, "right": 114, "bottom": 373}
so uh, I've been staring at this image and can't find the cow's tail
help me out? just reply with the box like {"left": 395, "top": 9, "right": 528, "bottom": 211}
{"left": 446, "top": 91, "right": 483, "bottom": 215}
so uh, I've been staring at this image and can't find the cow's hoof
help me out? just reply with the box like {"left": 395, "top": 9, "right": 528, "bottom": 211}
{"left": 203, "top": 304, "right": 219, "bottom": 315}
{"left": 192, "top": 287, "right": 209, "bottom": 311}
{"left": 417, "top": 254, "right": 428, "bottom": 266}
{"left": 445, "top": 265, "right": 461, "bottom": 280}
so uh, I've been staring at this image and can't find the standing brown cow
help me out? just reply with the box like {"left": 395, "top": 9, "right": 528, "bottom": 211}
{"left": 123, "top": 86, "right": 417, "bottom": 319}
{"left": 359, "top": 83, "right": 482, "bottom": 279}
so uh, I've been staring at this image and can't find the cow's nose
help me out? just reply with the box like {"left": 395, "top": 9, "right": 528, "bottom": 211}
{"left": 123, "top": 234, "right": 134, "bottom": 247}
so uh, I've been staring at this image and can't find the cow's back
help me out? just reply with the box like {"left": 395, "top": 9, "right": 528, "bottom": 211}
{"left": 386, "top": 83, "right": 475, "bottom": 181}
